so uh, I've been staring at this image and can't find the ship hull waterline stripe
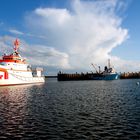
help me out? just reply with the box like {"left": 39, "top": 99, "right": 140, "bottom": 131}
{"left": 0, "top": 81, "right": 45, "bottom": 86}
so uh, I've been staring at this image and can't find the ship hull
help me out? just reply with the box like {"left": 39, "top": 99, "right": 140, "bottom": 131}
{"left": 91, "top": 73, "right": 119, "bottom": 80}
{"left": 0, "top": 70, "right": 45, "bottom": 86}
{"left": 57, "top": 73, "right": 119, "bottom": 81}
{"left": 0, "top": 76, "right": 45, "bottom": 86}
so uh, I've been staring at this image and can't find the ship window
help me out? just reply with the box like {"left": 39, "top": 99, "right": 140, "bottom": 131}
{"left": 0, "top": 62, "right": 7, "bottom": 66}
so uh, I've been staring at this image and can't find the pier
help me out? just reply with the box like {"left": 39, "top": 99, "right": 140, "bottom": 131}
{"left": 120, "top": 72, "right": 140, "bottom": 79}
{"left": 57, "top": 72, "right": 140, "bottom": 81}
{"left": 57, "top": 72, "right": 94, "bottom": 81}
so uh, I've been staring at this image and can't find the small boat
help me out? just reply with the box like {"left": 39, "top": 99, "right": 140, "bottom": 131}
{"left": 0, "top": 39, "right": 45, "bottom": 86}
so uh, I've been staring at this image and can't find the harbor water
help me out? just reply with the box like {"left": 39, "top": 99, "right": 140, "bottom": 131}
{"left": 0, "top": 79, "right": 140, "bottom": 139}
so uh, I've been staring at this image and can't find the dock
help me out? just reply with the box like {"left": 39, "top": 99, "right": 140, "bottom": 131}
{"left": 120, "top": 72, "right": 140, "bottom": 79}
{"left": 57, "top": 72, "right": 94, "bottom": 81}
{"left": 57, "top": 72, "right": 140, "bottom": 81}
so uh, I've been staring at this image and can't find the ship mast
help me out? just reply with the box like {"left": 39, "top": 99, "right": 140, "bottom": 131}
{"left": 108, "top": 59, "right": 111, "bottom": 69}
{"left": 14, "top": 39, "right": 20, "bottom": 53}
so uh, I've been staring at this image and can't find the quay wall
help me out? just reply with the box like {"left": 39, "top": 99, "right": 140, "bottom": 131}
{"left": 120, "top": 72, "right": 140, "bottom": 79}
{"left": 57, "top": 73, "right": 94, "bottom": 81}
{"left": 57, "top": 72, "right": 140, "bottom": 81}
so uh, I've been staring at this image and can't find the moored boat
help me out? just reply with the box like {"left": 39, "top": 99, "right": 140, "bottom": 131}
{"left": 0, "top": 39, "right": 45, "bottom": 86}
{"left": 91, "top": 59, "right": 119, "bottom": 80}
{"left": 57, "top": 59, "right": 119, "bottom": 81}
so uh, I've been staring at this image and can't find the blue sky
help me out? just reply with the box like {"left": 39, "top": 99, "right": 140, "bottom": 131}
{"left": 112, "top": 0, "right": 140, "bottom": 60}
{"left": 0, "top": 0, "right": 140, "bottom": 75}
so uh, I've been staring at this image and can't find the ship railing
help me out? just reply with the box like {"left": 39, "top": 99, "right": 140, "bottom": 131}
{"left": 9, "top": 73, "right": 44, "bottom": 82}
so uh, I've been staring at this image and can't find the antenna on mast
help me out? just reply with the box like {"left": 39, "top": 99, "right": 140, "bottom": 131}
{"left": 108, "top": 59, "right": 111, "bottom": 69}
{"left": 14, "top": 39, "right": 20, "bottom": 52}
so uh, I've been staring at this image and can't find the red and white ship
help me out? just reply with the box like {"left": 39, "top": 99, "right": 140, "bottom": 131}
{"left": 0, "top": 39, "right": 45, "bottom": 86}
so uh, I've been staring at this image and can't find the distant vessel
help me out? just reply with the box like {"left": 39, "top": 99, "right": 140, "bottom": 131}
{"left": 0, "top": 39, "right": 45, "bottom": 86}
{"left": 91, "top": 59, "right": 119, "bottom": 80}
{"left": 57, "top": 59, "right": 119, "bottom": 81}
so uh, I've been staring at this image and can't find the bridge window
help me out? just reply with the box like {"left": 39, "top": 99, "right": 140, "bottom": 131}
{"left": 0, "top": 62, "right": 7, "bottom": 66}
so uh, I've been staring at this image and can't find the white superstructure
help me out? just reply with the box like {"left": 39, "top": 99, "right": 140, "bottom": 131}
{"left": 0, "top": 39, "right": 45, "bottom": 86}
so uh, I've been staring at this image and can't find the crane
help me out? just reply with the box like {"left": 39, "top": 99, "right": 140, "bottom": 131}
{"left": 91, "top": 63, "right": 99, "bottom": 74}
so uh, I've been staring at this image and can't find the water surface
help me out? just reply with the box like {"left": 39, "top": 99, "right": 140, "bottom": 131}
{"left": 0, "top": 79, "right": 140, "bottom": 139}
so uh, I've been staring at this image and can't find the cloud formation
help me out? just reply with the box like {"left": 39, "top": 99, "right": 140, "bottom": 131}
{"left": 24, "top": 0, "right": 132, "bottom": 73}
{"left": 9, "top": 29, "right": 24, "bottom": 35}
{"left": 0, "top": 36, "right": 70, "bottom": 70}
{"left": 1, "top": 0, "right": 139, "bottom": 74}
{"left": 9, "top": 28, "right": 47, "bottom": 39}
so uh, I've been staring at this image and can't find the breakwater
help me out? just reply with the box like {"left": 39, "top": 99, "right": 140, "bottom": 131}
{"left": 57, "top": 72, "right": 95, "bottom": 81}
{"left": 57, "top": 72, "right": 140, "bottom": 81}
{"left": 120, "top": 72, "right": 140, "bottom": 79}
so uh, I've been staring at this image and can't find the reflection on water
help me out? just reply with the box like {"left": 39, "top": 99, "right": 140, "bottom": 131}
{"left": 0, "top": 84, "right": 45, "bottom": 139}
{"left": 0, "top": 79, "right": 140, "bottom": 139}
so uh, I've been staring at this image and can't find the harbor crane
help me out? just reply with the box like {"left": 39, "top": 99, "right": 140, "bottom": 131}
{"left": 91, "top": 63, "right": 100, "bottom": 74}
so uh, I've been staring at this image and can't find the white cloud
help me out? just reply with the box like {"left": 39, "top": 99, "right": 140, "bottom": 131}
{"left": 20, "top": 43, "right": 71, "bottom": 69}
{"left": 9, "top": 28, "right": 47, "bottom": 39}
{"left": 26, "top": 33, "right": 46, "bottom": 39}
{"left": 9, "top": 29, "right": 24, "bottom": 35}
{"left": 24, "top": 0, "right": 134, "bottom": 73}
{"left": 0, "top": 0, "right": 136, "bottom": 74}
{"left": 0, "top": 36, "right": 70, "bottom": 70}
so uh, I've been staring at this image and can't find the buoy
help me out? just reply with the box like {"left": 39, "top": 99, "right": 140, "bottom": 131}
{"left": 136, "top": 82, "right": 139, "bottom": 86}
